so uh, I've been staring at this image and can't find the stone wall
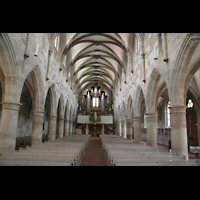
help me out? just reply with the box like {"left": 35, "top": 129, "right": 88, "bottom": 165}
{"left": 0, "top": 33, "right": 78, "bottom": 152}
{"left": 114, "top": 33, "right": 200, "bottom": 158}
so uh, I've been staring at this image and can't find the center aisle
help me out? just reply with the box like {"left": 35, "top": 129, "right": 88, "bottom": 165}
{"left": 80, "top": 137, "right": 107, "bottom": 166}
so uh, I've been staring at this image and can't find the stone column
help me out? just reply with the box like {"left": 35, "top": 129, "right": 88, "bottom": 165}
{"left": 101, "top": 93, "right": 105, "bottom": 115}
{"left": 169, "top": 105, "right": 188, "bottom": 160}
{"left": 71, "top": 121, "right": 73, "bottom": 135}
{"left": 48, "top": 115, "right": 57, "bottom": 141}
{"left": 73, "top": 121, "right": 76, "bottom": 134}
{"left": 69, "top": 120, "right": 71, "bottom": 135}
{"left": 121, "top": 120, "right": 126, "bottom": 138}
{"left": 31, "top": 110, "right": 45, "bottom": 145}
{"left": 64, "top": 119, "right": 69, "bottom": 136}
{"left": 86, "top": 124, "right": 89, "bottom": 135}
{"left": 197, "top": 109, "right": 200, "bottom": 146}
{"left": 0, "top": 101, "right": 21, "bottom": 153}
{"left": 69, "top": 120, "right": 73, "bottom": 135}
{"left": 57, "top": 117, "right": 64, "bottom": 138}
{"left": 126, "top": 118, "right": 133, "bottom": 139}
{"left": 118, "top": 120, "right": 122, "bottom": 137}
{"left": 133, "top": 117, "right": 142, "bottom": 143}
{"left": 146, "top": 113, "right": 157, "bottom": 148}
{"left": 102, "top": 124, "right": 104, "bottom": 135}
{"left": 114, "top": 120, "right": 118, "bottom": 136}
{"left": 86, "top": 91, "right": 90, "bottom": 115}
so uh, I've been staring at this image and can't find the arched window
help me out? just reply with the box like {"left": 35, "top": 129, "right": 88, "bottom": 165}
{"left": 158, "top": 33, "right": 162, "bottom": 54}
{"left": 62, "top": 55, "right": 66, "bottom": 67}
{"left": 135, "top": 36, "right": 140, "bottom": 54}
{"left": 54, "top": 35, "right": 59, "bottom": 51}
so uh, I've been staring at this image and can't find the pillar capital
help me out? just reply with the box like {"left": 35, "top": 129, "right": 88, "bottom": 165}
{"left": 145, "top": 113, "right": 157, "bottom": 121}
{"left": 49, "top": 115, "right": 57, "bottom": 120}
{"left": 58, "top": 114, "right": 64, "bottom": 118}
{"left": 145, "top": 112, "right": 157, "bottom": 117}
{"left": 169, "top": 105, "right": 187, "bottom": 113}
{"left": 58, "top": 117, "right": 65, "bottom": 121}
{"left": 126, "top": 118, "right": 133, "bottom": 123}
{"left": 1, "top": 101, "right": 22, "bottom": 111}
{"left": 33, "top": 109, "right": 45, "bottom": 116}
{"left": 133, "top": 116, "right": 141, "bottom": 121}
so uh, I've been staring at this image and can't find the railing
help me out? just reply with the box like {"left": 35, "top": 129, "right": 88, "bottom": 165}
{"left": 157, "top": 128, "right": 171, "bottom": 136}
{"left": 141, "top": 128, "right": 171, "bottom": 136}
{"left": 89, "top": 115, "right": 101, "bottom": 122}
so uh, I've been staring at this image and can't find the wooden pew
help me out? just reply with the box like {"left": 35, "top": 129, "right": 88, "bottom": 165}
{"left": 0, "top": 152, "right": 75, "bottom": 165}
{"left": 189, "top": 146, "right": 200, "bottom": 158}
{"left": 0, "top": 134, "right": 90, "bottom": 166}
{"left": 114, "top": 160, "right": 199, "bottom": 166}
{"left": 111, "top": 156, "right": 185, "bottom": 166}
{"left": 0, "top": 159, "right": 71, "bottom": 166}
{"left": 101, "top": 135, "right": 199, "bottom": 166}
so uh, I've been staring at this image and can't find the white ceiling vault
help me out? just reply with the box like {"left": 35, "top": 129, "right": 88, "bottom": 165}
{"left": 63, "top": 33, "right": 136, "bottom": 99}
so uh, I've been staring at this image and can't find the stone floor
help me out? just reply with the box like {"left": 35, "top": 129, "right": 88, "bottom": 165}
{"left": 80, "top": 137, "right": 107, "bottom": 166}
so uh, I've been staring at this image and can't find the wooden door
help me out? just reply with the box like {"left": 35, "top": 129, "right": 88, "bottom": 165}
{"left": 186, "top": 113, "right": 198, "bottom": 146}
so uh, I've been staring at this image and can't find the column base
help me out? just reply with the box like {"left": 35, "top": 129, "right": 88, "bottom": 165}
{"left": 0, "top": 101, "right": 21, "bottom": 153}
{"left": 146, "top": 113, "right": 157, "bottom": 149}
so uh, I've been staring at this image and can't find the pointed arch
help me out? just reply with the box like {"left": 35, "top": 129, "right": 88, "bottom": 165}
{"left": 146, "top": 68, "right": 162, "bottom": 113}
{"left": 64, "top": 99, "right": 69, "bottom": 120}
{"left": 120, "top": 101, "right": 126, "bottom": 120}
{"left": 0, "top": 33, "right": 19, "bottom": 102}
{"left": 21, "top": 65, "right": 44, "bottom": 111}
{"left": 171, "top": 33, "right": 200, "bottom": 106}
{"left": 69, "top": 105, "right": 73, "bottom": 121}
{"left": 44, "top": 84, "right": 57, "bottom": 116}
{"left": 127, "top": 95, "right": 133, "bottom": 119}
{"left": 117, "top": 105, "right": 121, "bottom": 121}
{"left": 134, "top": 84, "right": 145, "bottom": 117}
{"left": 57, "top": 93, "right": 65, "bottom": 117}
{"left": 184, "top": 59, "right": 200, "bottom": 101}
{"left": 0, "top": 66, "right": 5, "bottom": 102}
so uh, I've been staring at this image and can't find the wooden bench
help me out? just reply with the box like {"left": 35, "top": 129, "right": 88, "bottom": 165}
{"left": 189, "top": 146, "right": 200, "bottom": 158}
{"left": 114, "top": 160, "right": 199, "bottom": 166}
{"left": 17, "top": 147, "right": 84, "bottom": 165}
{"left": 101, "top": 135, "right": 199, "bottom": 166}
{"left": 0, "top": 159, "right": 71, "bottom": 166}
{"left": 110, "top": 154, "right": 184, "bottom": 165}
{"left": 106, "top": 151, "right": 179, "bottom": 166}
{"left": 111, "top": 156, "right": 185, "bottom": 166}
{"left": 0, "top": 152, "right": 76, "bottom": 165}
{"left": 0, "top": 134, "right": 90, "bottom": 166}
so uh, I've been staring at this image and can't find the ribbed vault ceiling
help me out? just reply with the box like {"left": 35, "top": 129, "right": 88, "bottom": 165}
{"left": 63, "top": 33, "right": 133, "bottom": 97}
